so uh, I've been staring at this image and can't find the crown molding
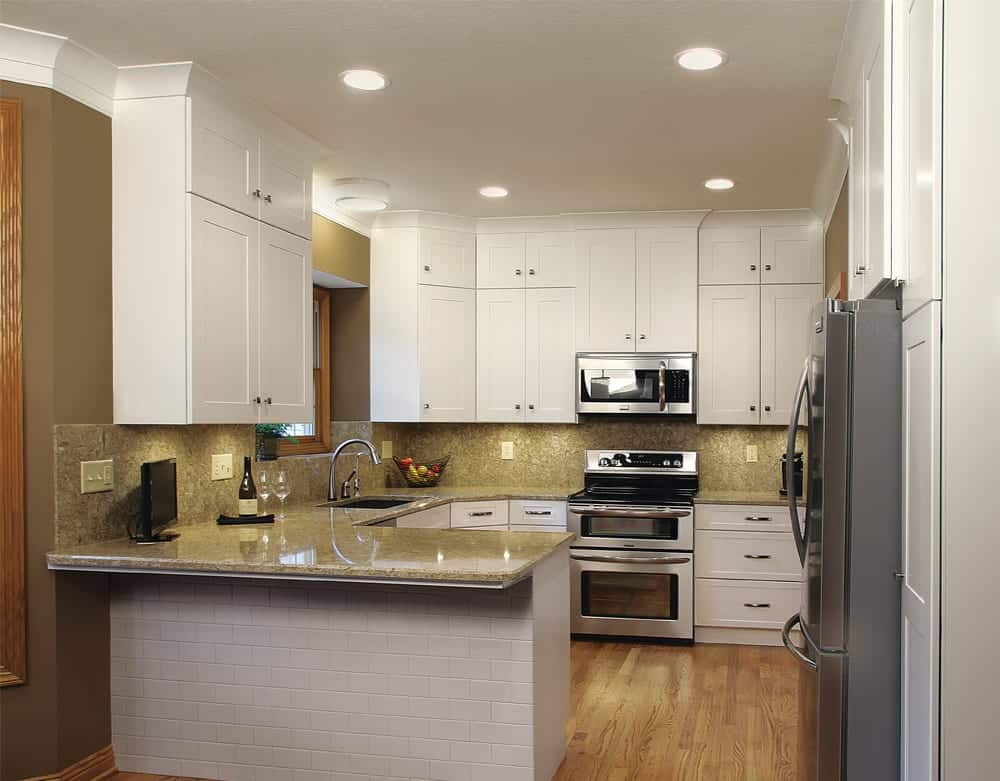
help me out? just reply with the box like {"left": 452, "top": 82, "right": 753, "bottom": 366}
{"left": 700, "top": 208, "right": 821, "bottom": 229}
{"left": 0, "top": 23, "right": 117, "bottom": 115}
{"left": 312, "top": 200, "right": 373, "bottom": 237}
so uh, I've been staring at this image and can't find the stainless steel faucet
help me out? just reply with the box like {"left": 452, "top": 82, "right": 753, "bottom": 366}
{"left": 328, "top": 438, "right": 381, "bottom": 501}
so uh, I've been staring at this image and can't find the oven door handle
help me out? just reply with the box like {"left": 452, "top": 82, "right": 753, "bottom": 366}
{"left": 658, "top": 361, "right": 667, "bottom": 412}
{"left": 570, "top": 552, "right": 692, "bottom": 565}
{"left": 568, "top": 507, "right": 691, "bottom": 519}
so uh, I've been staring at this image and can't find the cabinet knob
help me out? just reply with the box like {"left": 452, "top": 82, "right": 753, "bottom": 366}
{"left": 423, "top": 403, "right": 430, "bottom": 410}
{"left": 625, "top": 333, "right": 632, "bottom": 340}
{"left": 528, "top": 404, "right": 535, "bottom": 410}
{"left": 263, "top": 193, "right": 272, "bottom": 203}
{"left": 764, "top": 264, "right": 772, "bottom": 271}
{"left": 764, "top": 405, "right": 772, "bottom": 412}
{"left": 750, "top": 404, "right": 757, "bottom": 412}
{"left": 515, "top": 269, "right": 522, "bottom": 276}
{"left": 639, "top": 334, "right": 647, "bottom": 340}
{"left": 252, "top": 189, "right": 262, "bottom": 199}
{"left": 528, "top": 268, "right": 536, "bottom": 275}
{"left": 254, "top": 396, "right": 262, "bottom": 404}
{"left": 750, "top": 264, "right": 757, "bottom": 271}
{"left": 264, "top": 397, "right": 272, "bottom": 405}
{"left": 515, "top": 404, "right": 521, "bottom": 410}
{"left": 855, "top": 265, "right": 866, "bottom": 274}
{"left": 424, "top": 265, "right": 431, "bottom": 272}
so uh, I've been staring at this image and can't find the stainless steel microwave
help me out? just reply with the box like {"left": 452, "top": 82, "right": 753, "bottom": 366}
{"left": 576, "top": 353, "right": 696, "bottom": 415}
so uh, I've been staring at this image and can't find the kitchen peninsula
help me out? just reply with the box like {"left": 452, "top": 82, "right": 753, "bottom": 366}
{"left": 48, "top": 496, "right": 572, "bottom": 781}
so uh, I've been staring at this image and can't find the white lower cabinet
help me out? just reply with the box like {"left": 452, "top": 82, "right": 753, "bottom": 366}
{"left": 509, "top": 500, "right": 567, "bottom": 529}
{"left": 695, "top": 579, "right": 800, "bottom": 630}
{"left": 395, "top": 505, "right": 451, "bottom": 529}
{"left": 450, "top": 500, "right": 509, "bottom": 528}
{"left": 695, "top": 530, "right": 800, "bottom": 581}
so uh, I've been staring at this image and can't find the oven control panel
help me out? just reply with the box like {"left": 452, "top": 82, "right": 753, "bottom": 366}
{"left": 585, "top": 449, "right": 697, "bottom": 475}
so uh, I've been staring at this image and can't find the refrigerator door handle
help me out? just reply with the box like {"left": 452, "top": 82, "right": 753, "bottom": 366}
{"left": 781, "top": 613, "right": 817, "bottom": 670}
{"left": 787, "top": 363, "right": 810, "bottom": 566}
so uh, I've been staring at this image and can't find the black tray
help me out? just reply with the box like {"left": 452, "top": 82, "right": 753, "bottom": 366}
{"left": 217, "top": 513, "right": 275, "bottom": 525}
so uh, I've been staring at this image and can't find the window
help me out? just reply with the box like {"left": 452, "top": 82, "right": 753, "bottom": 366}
{"left": 276, "top": 286, "right": 332, "bottom": 456}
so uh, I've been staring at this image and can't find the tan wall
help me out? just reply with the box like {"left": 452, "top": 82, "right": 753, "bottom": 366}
{"left": 825, "top": 174, "right": 849, "bottom": 295}
{"left": 313, "top": 213, "right": 370, "bottom": 285}
{"left": 0, "top": 82, "right": 112, "bottom": 779}
{"left": 331, "top": 288, "right": 371, "bottom": 421}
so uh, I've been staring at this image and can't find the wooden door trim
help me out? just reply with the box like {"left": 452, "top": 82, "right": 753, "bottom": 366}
{"left": 24, "top": 745, "right": 116, "bottom": 781}
{"left": 0, "top": 98, "right": 26, "bottom": 687}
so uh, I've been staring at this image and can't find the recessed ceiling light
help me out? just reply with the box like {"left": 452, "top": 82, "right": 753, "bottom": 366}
{"left": 675, "top": 48, "right": 727, "bottom": 71}
{"left": 333, "top": 178, "right": 390, "bottom": 212}
{"left": 479, "top": 186, "right": 509, "bottom": 198}
{"left": 339, "top": 69, "right": 389, "bottom": 91}
{"left": 704, "top": 178, "right": 735, "bottom": 191}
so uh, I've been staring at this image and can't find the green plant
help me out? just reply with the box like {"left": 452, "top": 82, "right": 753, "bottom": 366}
{"left": 255, "top": 423, "right": 298, "bottom": 461}
{"left": 256, "top": 423, "right": 292, "bottom": 439}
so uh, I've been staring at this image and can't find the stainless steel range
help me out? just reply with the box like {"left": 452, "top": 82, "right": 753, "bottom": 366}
{"left": 567, "top": 449, "right": 698, "bottom": 641}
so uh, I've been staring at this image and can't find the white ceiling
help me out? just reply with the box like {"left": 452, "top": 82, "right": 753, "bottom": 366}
{"left": 1, "top": 0, "right": 849, "bottom": 218}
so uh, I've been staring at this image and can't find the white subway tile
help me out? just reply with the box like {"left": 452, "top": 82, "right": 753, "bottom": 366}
{"left": 491, "top": 743, "right": 532, "bottom": 767}
{"left": 386, "top": 756, "right": 430, "bottom": 778}
{"left": 408, "top": 696, "right": 451, "bottom": 719}
{"left": 408, "top": 737, "right": 451, "bottom": 761}
{"left": 449, "top": 741, "right": 493, "bottom": 763}
{"left": 425, "top": 719, "right": 470, "bottom": 742}
{"left": 490, "top": 660, "right": 532, "bottom": 683}
{"left": 468, "top": 638, "right": 512, "bottom": 660}
{"left": 491, "top": 702, "right": 532, "bottom": 725}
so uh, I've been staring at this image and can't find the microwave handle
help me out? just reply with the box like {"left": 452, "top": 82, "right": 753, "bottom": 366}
{"left": 658, "top": 361, "right": 667, "bottom": 412}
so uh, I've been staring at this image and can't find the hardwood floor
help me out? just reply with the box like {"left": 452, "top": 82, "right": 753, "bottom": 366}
{"left": 111, "top": 640, "right": 802, "bottom": 781}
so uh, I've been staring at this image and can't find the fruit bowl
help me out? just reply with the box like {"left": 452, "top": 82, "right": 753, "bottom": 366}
{"left": 393, "top": 455, "right": 450, "bottom": 487}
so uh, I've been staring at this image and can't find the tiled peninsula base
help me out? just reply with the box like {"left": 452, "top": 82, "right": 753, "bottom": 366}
{"left": 109, "top": 555, "right": 569, "bottom": 781}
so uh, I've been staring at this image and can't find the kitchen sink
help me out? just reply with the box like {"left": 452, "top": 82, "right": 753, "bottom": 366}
{"left": 319, "top": 496, "right": 419, "bottom": 510}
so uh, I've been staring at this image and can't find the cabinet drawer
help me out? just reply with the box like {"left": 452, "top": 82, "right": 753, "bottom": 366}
{"left": 450, "top": 500, "right": 509, "bottom": 528}
{"left": 509, "top": 500, "right": 567, "bottom": 528}
{"left": 695, "top": 503, "right": 789, "bottom": 532}
{"left": 460, "top": 525, "right": 509, "bottom": 532}
{"left": 695, "top": 531, "right": 799, "bottom": 581}
{"left": 395, "top": 505, "right": 450, "bottom": 529}
{"left": 695, "top": 579, "right": 799, "bottom": 629}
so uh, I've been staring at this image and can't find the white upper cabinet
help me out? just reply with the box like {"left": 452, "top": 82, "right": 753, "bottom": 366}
{"left": 419, "top": 285, "right": 476, "bottom": 421}
{"left": 476, "top": 233, "right": 527, "bottom": 288}
{"left": 525, "top": 231, "right": 576, "bottom": 288}
{"left": 699, "top": 228, "right": 761, "bottom": 285}
{"left": 760, "top": 284, "right": 823, "bottom": 426}
{"left": 258, "top": 225, "right": 313, "bottom": 423}
{"left": 635, "top": 228, "right": 698, "bottom": 352}
{"left": 525, "top": 288, "right": 576, "bottom": 423}
{"left": 189, "top": 95, "right": 260, "bottom": 220}
{"left": 420, "top": 228, "right": 476, "bottom": 288}
{"left": 697, "top": 285, "right": 761, "bottom": 425}
{"left": 761, "top": 226, "right": 824, "bottom": 284}
{"left": 477, "top": 289, "right": 527, "bottom": 422}
{"left": 576, "top": 229, "right": 637, "bottom": 352}
{"left": 258, "top": 138, "right": 313, "bottom": 239}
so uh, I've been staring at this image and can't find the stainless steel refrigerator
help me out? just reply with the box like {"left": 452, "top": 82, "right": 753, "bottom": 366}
{"left": 781, "top": 298, "right": 902, "bottom": 781}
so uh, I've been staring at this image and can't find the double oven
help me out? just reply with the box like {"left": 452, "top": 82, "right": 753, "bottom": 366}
{"left": 568, "top": 450, "right": 698, "bottom": 641}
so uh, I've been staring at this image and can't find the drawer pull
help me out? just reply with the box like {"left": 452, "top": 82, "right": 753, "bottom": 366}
{"left": 468, "top": 511, "right": 494, "bottom": 518}
{"left": 744, "top": 554, "right": 772, "bottom": 560}
{"left": 744, "top": 516, "right": 772, "bottom": 522}
{"left": 744, "top": 602, "right": 772, "bottom": 609}
{"left": 525, "top": 510, "right": 553, "bottom": 516}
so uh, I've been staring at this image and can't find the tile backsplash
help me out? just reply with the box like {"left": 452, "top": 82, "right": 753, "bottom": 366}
{"left": 54, "top": 418, "right": 802, "bottom": 547}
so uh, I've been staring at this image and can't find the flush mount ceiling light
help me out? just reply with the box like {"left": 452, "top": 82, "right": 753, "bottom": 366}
{"left": 479, "top": 185, "right": 509, "bottom": 198}
{"left": 675, "top": 47, "right": 727, "bottom": 71}
{"left": 704, "top": 177, "right": 735, "bottom": 191}
{"left": 339, "top": 69, "right": 389, "bottom": 91}
{"left": 333, "top": 178, "right": 390, "bottom": 212}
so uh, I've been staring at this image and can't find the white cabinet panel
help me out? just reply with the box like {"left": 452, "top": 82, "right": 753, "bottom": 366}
{"left": 635, "top": 228, "right": 698, "bottom": 352}
{"left": 902, "top": 302, "right": 940, "bottom": 781}
{"left": 477, "top": 289, "right": 526, "bottom": 422}
{"left": 419, "top": 285, "right": 476, "bottom": 422}
{"left": 694, "top": 530, "right": 800, "bottom": 581}
{"left": 525, "top": 288, "right": 576, "bottom": 423}
{"left": 396, "top": 506, "right": 450, "bottom": 529}
{"left": 258, "top": 225, "right": 313, "bottom": 424}
{"left": 760, "top": 226, "right": 823, "bottom": 285}
{"left": 259, "top": 138, "right": 312, "bottom": 239}
{"left": 760, "top": 284, "right": 823, "bottom": 426}
{"left": 525, "top": 231, "right": 576, "bottom": 288}
{"left": 188, "top": 96, "right": 260, "bottom": 220}
{"left": 509, "top": 500, "right": 567, "bottom": 528}
{"left": 450, "top": 500, "right": 509, "bottom": 528}
{"left": 477, "top": 233, "right": 526, "bottom": 288}
{"left": 861, "top": 42, "right": 890, "bottom": 297}
{"left": 698, "top": 228, "right": 761, "bottom": 285}
{"left": 695, "top": 579, "right": 799, "bottom": 629}
{"left": 697, "top": 285, "right": 760, "bottom": 425}
{"left": 695, "top": 504, "right": 789, "bottom": 533}
{"left": 575, "top": 229, "right": 636, "bottom": 352}
{"left": 420, "top": 228, "right": 476, "bottom": 288}
{"left": 189, "top": 196, "right": 259, "bottom": 423}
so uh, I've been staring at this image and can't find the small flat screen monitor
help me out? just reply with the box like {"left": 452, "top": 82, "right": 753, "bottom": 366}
{"left": 139, "top": 458, "right": 177, "bottom": 541}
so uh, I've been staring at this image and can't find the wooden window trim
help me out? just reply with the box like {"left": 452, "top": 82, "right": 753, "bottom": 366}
{"left": 277, "top": 286, "right": 332, "bottom": 456}
{"left": 0, "top": 98, "right": 26, "bottom": 686}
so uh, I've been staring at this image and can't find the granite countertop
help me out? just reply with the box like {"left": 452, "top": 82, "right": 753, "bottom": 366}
{"left": 46, "top": 490, "right": 575, "bottom": 589}
{"left": 694, "top": 489, "right": 804, "bottom": 507}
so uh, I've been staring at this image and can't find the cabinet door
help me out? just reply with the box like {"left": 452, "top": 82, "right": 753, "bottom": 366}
{"left": 761, "top": 226, "right": 823, "bottom": 285}
{"left": 901, "top": 303, "right": 940, "bottom": 781}
{"left": 188, "top": 196, "right": 260, "bottom": 423}
{"left": 188, "top": 97, "right": 260, "bottom": 220}
{"left": 476, "top": 233, "right": 526, "bottom": 288}
{"left": 862, "top": 41, "right": 891, "bottom": 297}
{"left": 848, "top": 69, "right": 869, "bottom": 300}
{"left": 635, "top": 228, "right": 697, "bottom": 352}
{"left": 575, "top": 229, "right": 636, "bottom": 352}
{"left": 525, "top": 231, "right": 576, "bottom": 288}
{"left": 525, "top": 288, "right": 576, "bottom": 423}
{"left": 477, "top": 289, "right": 526, "bottom": 422}
{"left": 419, "top": 285, "right": 476, "bottom": 421}
{"left": 697, "top": 285, "right": 760, "bottom": 425}
{"left": 258, "top": 225, "right": 313, "bottom": 424}
{"left": 419, "top": 229, "right": 476, "bottom": 288}
{"left": 698, "top": 228, "right": 760, "bottom": 285}
{"left": 760, "top": 284, "right": 822, "bottom": 426}
{"left": 259, "top": 137, "right": 312, "bottom": 240}
{"left": 896, "top": 0, "right": 943, "bottom": 318}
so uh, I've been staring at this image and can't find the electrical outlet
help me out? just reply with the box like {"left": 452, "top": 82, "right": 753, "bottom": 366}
{"left": 80, "top": 459, "right": 114, "bottom": 494}
{"left": 212, "top": 453, "right": 234, "bottom": 480}
{"left": 381, "top": 440, "right": 393, "bottom": 459}
{"left": 501, "top": 441, "right": 514, "bottom": 460}
{"left": 745, "top": 445, "right": 759, "bottom": 463}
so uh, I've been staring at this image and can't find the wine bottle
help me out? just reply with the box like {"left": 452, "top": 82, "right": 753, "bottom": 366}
{"left": 238, "top": 456, "right": 258, "bottom": 516}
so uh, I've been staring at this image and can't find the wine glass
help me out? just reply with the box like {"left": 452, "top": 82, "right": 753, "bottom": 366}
{"left": 258, "top": 470, "right": 272, "bottom": 513}
{"left": 274, "top": 470, "right": 290, "bottom": 520}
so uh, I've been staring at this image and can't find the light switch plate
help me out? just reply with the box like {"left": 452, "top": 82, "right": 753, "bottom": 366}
{"left": 81, "top": 459, "right": 114, "bottom": 494}
{"left": 381, "top": 440, "right": 393, "bottom": 459}
{"left": 212, "top": 453, "right": 234, "bottom": 480}
{"left": 745, "top": 445, "right": 759, "bottom": 463}
{"left": 501, "top": 441, "right": 514, "bottom": 460}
